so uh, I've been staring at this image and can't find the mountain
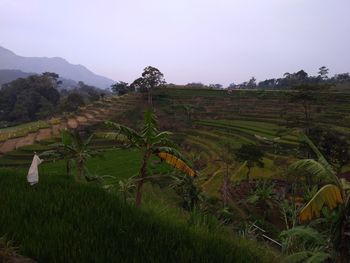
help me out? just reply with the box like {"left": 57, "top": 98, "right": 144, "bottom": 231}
{"left": 0, "top": 69, "right": 32, "bottom": 85}
{"left": 0, "top": 69, "right": 78, "bottom": 90}
{"left": 0, "top": 46, "right": 114, "bottom": 89}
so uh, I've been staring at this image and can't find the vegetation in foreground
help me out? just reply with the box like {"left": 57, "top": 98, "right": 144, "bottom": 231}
{"left": 0, "top": 169, "right": 277, "bottom": 263}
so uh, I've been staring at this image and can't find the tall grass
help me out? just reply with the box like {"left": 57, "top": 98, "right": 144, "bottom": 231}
{"left": 0, "top": 169, "right": 277, "bottom": 262}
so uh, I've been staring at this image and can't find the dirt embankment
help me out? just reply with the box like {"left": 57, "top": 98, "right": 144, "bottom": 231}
{"left": 0, "top": 94, "right": 141, "bottom": 154}
{"left": 0, "top": 127, "right": 58, "bottom": 154}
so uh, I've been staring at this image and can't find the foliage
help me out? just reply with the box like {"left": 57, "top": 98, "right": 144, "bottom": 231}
{"left": 0, "top": 73, "right": 60, "bottom": 123}
{"left": 105, "top": 109, "right": 193, "bottom": 205}
{"left": 141, "top": 66, "right": 166, "bottom": 91}
{"left": 62, "top": 92, "right": 85, "bottom": 111}
{"left": 235, "top": 144, "right": 264, "bottom": 180}
{"left": 170, "top": 173, "right": 202, "bottom": 210}
{"left": 111, "top": 81, "right": 134, "bottom": 95}
{"left": 309, "top": 127, "right": 350, "bottom": 173}
{"left": 103, "top": 176, "right": 136, "bottom": 204}
{"left": 42, "top": 129, "right": 97, "bottom": 181}
{"left": 247, "top": 180, "right": 276, "bottom": 219}
{"left": 131, "top": 66, "right": 165, "bottom": 105}
{"left": 289, "top": 134, "right": 350, "bottom": 261}
{"left": 157, "top": 151, "right": 197, "bottom": 177}
{"left": 0, "top": 235, "right": 18, "bottom": 262}
{"left": 247, "top": 181, "right": 275, "bottom": 205}
{"left": 279, "top": 199, "right": 298, "bottom": 230}
{"left": 303, "top": 185, "right": 319, "bottom": 202}
{"left": 280, "top": 226, "right": 331, "bottom": 263}
{"left": 299, "top": 185, "right": 343, "bottom": 223}
{"left": 287, "top": 84, "right": 328, "bottom": 135}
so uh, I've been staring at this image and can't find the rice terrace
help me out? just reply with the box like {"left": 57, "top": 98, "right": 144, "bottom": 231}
{"left": 1, "top": 1, "right": 350, "bottom": 262}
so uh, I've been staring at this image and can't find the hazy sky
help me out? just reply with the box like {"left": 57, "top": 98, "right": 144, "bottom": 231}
{"left": 1, "top": 0, "right": 350, "bottom": 85}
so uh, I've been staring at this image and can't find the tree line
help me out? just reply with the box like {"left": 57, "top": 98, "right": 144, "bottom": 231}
{"left": 0, "top": 72, "right": 107, "bottom": 126}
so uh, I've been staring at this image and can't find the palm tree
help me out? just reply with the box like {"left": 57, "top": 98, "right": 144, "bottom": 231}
{"left": 289, "top": 134, "right": 350, "bottom": 262}
{"left": 105, "top": 110, "right": 196, "bottom": 206}
{"left": 43, "top": 129, "right": 96, "bottom": 181}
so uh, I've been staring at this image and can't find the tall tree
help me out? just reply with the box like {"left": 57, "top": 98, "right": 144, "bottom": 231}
{"left": 130, "top": 77, "right": 145, "bottom": 92}
{"left": 111, "top": 81, "right": 130, "bottom": 95}
{"left": 234, "top": 144, "right": 264, "bottom": 181}
{"left": 0, "top": 73, "right": 60, "bottom": 123}
{"left": 318, "top": 66, "right": 329, "bottom": 80}
{"left": 77, "top": 81, "right": 101, "bottom": 102}
{"left": 288, "top": 84, "right": 323, "bottom": 135}
{"left": 209, "top": 83, "right": 223, "bottom": 89}
{"left": 247, "top": 77, "right": 257, "bottom": 89}
{"left": 141, "top": 66, "right": 165, "bottom": 105}
{"left": 64, "top": 92, "right": 85, "bottom": 111}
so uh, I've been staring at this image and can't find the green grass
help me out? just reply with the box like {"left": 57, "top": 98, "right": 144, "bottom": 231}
{"left": 0, "top": 169, "right": 277, "bottom": 263}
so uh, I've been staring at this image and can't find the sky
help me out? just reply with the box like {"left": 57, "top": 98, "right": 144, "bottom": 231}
{"left": 1, "top": 0, "right": 350, "bottom": 86}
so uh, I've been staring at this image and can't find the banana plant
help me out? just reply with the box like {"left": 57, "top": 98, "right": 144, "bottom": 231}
{"left": 42, "top": 129, "right": 97, "bottom": 181}
{"left": 289, "top": 134, "right": 350, "bottom": 261}
{"left": 104, "top": 109, "right": 196, "bottom": 206}
{"left": 280, "top": 226, "right": 332, "bottom": 263}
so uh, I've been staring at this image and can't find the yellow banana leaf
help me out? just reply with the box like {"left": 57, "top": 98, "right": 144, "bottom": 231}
{"left": 299, "top": 184, "right": 343, "bottom": 223}
{"left": 157, "top": 152, "right": 197, "bottom": 177}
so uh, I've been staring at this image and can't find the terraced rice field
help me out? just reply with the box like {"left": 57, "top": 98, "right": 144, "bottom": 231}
{"left": 153, "top": 88, "right": 350, "bottom": 197}
{"left": 1, "top": 88, "right": 349, "bottom": 199}
{"left": 0, "top": 94, "right": 142, "bottom": 154}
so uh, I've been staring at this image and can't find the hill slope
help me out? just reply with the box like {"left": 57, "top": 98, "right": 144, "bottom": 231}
{"left": 0, "top": 46, "right": 114, "bottom": 89}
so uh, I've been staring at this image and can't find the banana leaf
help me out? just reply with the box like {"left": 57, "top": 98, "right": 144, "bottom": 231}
{"left": 299, "top": 184, "right": 343, "bottom": 223}
{"left": 156, "top": 152, "right": 197, "bottom": 177}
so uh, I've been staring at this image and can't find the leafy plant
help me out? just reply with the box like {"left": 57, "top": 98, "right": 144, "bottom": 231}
{"left": 42, "top": 129, "right": 98, "bottom": 181}
{"left": 289, "top": 134, "right": 350, "bottom": 261}
{"left": 280, "top": 226, "right": 331, "bottom": 263}
{"left": 105, "top": 110, "right": 196, "bottom": 206}
{"left": 0, "top": 235, "right": 18, "bottom": 262}
{"left": 279, "top": 199, "right": 298, "bottom": 230}
{"left": 170, "top": 173, "right": 202, "bottom": 210}
{"left": 102, "top": 175, "right": 136, "bottom": 203}
{"left": 303, "top": 185, "right": 319, "bottom": 203}
{"left": 247, "top": 180, "right": 276, "bottom": 219}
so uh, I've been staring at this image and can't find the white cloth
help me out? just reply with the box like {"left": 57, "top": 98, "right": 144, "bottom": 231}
{"left": 27, "top": 154, "right": 43, "bottom": 186}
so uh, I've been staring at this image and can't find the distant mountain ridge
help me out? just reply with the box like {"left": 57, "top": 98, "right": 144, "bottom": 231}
{"left": 0, "top": 46, "right": 114, "bottom": 88}
{"left": 0, "top": 69, "right": 31, "bottom": 85}
{"left": 0, "top": 69, "right": 79, "bottom": 90}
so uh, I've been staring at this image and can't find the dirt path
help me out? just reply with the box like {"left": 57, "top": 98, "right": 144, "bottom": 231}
{"left": 15, "top": 132, "right": 37, "bottom": 149}
{"left": 0, "top": 137, "right": 19, "bottom": 154}
{"left": 67, "top": 118, "right": 79, "bottom": 129}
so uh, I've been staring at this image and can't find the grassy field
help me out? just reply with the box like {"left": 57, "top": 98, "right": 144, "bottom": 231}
{"left": 0, "top": 168, "right": 278, "bottom": 263}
